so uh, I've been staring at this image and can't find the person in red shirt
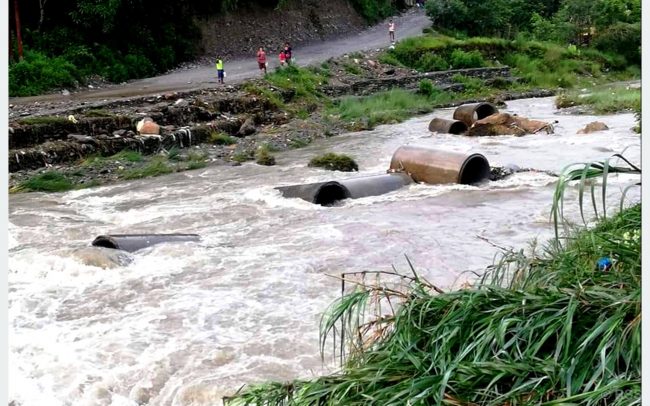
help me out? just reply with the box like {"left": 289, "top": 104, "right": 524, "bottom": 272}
{"left": 257, "top": 47, "right": 267, "bottom": 75}
{"left": 279, "top": 50, "right": 286, "bottom": 67}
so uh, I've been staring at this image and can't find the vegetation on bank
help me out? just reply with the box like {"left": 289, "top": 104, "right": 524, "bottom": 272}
{"left": 11, "top": 149, "right": 208, "bottom": 193}
{"left": 309, "top": 153, "right": 359, "bottom": 172}
{"left": 225, "top": 156, "right": 642, "bottom": 405}
{"left": 8, "top": 0, "right": 400, "bottom": 97}
{"left": 556, "top": 85, "right": 641, "bottom": 114}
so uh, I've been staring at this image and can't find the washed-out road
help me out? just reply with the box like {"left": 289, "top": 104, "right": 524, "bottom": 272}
{"left": 10, "top": 9, "right": 430, "bottom": 109}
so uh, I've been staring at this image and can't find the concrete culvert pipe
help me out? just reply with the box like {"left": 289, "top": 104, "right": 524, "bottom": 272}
{"left": 276, "top": 173, "right": 413, "bottom": 206}
{"left": 453, "top": 102, "right": 499, "bottom": 126}
{"left": 428, "top": 118, "right": 468, "bottom": 135}
{"left": 92, "top": 234, "right": 201, "bottom": 252}
{"left": 389, "top": 145, "right": 491, "bottom": 185}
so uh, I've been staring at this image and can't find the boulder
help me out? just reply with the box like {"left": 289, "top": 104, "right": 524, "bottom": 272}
{"left": 468, "top": 113, "right": 555, "bottom": 137}
{"left": 136, "top": 117, "right": 160, "bottom": 135}
{"left": 577, "top": 121, "right": 609, "bottom": 134}
{"left": 237, "top": 117, "right": 257, "bottom": 137}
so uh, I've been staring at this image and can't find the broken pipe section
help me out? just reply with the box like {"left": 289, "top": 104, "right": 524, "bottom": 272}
{"left": 428, "top": 118, "right": 468, "bottom": 135}
{"left": 389, "top": 145, "right": 491, "bottom": 185}
{"left": 276, "top": 173, "right": 413, "bottom": 206}
{"left": 453, "top": 102, "right": 499, "bottom": 126}
{"left": 92, "top": 234, "right": 201, "bottom": 252}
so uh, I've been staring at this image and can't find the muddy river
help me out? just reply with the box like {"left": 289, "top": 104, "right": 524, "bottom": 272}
{"left": 8, "top": 97, "right": 640, "bottom": 405}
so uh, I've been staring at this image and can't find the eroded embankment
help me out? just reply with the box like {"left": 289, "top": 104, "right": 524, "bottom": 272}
{"left": 9, "top": 65, "right": 521, "bottom": 184}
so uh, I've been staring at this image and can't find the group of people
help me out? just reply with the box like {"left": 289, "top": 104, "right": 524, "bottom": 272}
{"left": 215, "top": 15, "right": 401, "bottom": 83}
{"left": 214, "top": 42, "right": 293, "bottom": 84}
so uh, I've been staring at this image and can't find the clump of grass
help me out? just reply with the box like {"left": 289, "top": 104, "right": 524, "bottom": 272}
{"left": 555, "top": 86, "right": 641, "bottom": 114}
{"left": 343, "top": 63, "right": 363, "bottom": 75}
{"left": 417, "top": 79, "right": 436, "bottom": 96}
{"left": 13, "top": 171, "right": 75, "bottom": 192}
{"left": 264, "top": 65, "right": 327, "bottom": 100}
{"left": 331, "top": 89, "right": 450, "bottom": 129}
{"left": 289, "top": 138, "right": 310, "bottom": 149}
{"left": 232, "top": 150, "right": 255, "bottom": 163}
{"left": 210, "top": 131, "right": 238, "bottom": 145}
{"left": 16, "top": 116, "right": 70, "bottom": 125}
{"left": 119, "top": 157, "right": 173, "bottom": 180}
{"left": 243, "top": 83, "right": 285, "bottom": 108}
{"left": 82, "top": 149, "right": 143, "bottom": 168}
{"left": 166, "top": 146, "right": 181, "bottom": 161}
{"left": 309, "top": 153, "right": 358, "bottom": 172}
{"left": 452, "top": 74, "right": 487, "bottom": 94}
{"left": 186, "top": 150, "right": 207, "bottom": 169}
{"left": 255, "top": 146, "right": 276, "bottom": 166}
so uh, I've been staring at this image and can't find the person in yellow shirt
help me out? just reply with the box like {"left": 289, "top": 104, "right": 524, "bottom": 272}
{"left": 215, "top": 57, "right": 224, "bottom": 84}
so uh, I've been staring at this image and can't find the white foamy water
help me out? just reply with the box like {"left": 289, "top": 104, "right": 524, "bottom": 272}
{"left": 9, "top": 97, "right": 640, "bottom": 405}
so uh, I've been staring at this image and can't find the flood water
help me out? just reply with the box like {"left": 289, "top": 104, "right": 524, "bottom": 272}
{"left": 8, "top": 97, "right": 641, "bottom": 405}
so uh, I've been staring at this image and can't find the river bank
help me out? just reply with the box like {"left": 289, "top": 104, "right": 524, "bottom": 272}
{"left": 8, "top": 35, "right": 639, "bottom": 193}
{"left": 8, "top": 94, "right": 641, "bottom": 405}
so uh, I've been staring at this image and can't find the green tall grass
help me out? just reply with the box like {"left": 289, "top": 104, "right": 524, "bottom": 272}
{"left": 382, "top": 35, "right": 635, "bottom": 89}
{"left": 331, "top": 89, "right": 452, "bottom": 129}
{"left": 225, "top": 154, "right": 641, "bottom": 406}
{"left": 556, "top": 86, "right": 641, "bottom": 114}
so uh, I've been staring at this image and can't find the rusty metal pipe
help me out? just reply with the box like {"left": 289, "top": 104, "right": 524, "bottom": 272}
{"left": 428, "top": 118, "right": 468, "bottom": 135}
{"left": 276, "top": 173, "right": 413, "bottom": 206}
{"left": 389, "top": 145, "right": 490, "bottom": 185}
{"left": 453, "top": 102, "right": 498, "bottom": 126}
{"left": 92, "top": 234, "right": 201, "bottom": 252}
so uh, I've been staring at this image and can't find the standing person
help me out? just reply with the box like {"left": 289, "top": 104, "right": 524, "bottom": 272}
{"left": 215, "top": 56, "right": 224, "bottom": 84}
{"left": 283, "top": 42, "right": 292, "bottom": 65}
{"left": 279, "top": 49, "right": 286, "bottom": 67}
{"left": 388, "top": 19, "right": 396, "bottom": 43}
{"left": 257, "top": 47, "right": 267, "bottom": 75}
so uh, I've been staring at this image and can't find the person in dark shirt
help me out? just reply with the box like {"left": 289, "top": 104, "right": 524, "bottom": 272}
{"left": 284, "top": 42, "right": 293, "bottom": 65}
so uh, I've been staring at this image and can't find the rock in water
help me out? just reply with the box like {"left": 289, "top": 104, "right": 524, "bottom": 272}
{"left": 577, "top": 121, "right": 609, "bottom": 134}
{"left": 469, "top": 113, "right": 554, "bottom": 137}
{"left": 71, "top": 247, "right": 133, "bottom": 269}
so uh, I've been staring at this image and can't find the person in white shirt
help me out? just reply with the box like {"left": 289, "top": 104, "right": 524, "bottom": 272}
{"left": 388, "top": 19, "right": 396, "bottom": 42}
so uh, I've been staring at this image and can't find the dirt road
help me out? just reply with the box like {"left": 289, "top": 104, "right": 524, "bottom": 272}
{"left": 10, "top": 9, "right": 429, "bottom": 108}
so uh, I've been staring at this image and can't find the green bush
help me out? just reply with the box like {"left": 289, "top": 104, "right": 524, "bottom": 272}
{"left": 309, "top": 153, "right": 358, "bottom": 172}
{"left": 349, "top": 0, "right": 394, "bottom": 23}
{"left": 417, "top": 79, "right": 436, "bottom": 96}
{"left": 417, "top": 53, "right": 448, "bottom": 71}
{"left": 449, "top": 49, "right": 486, "bottom": 69}
{"left": 593, "top": 22, "right": 641, "bottom": 65}
{"left": 9, "top": 50, "right": 81, "bottom": 96}
{"left": 210, "top": 132, "right": 238, "bottom": 145}
{"left": 255, "top": 146, "right": 276, "bottom": 166}
{"left": 15, "top": 171, "right": 75, "bottom": 193}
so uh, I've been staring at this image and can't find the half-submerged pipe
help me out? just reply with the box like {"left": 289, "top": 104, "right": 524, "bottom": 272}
{"left": 92, "top": 234, "right": 201, "bottom": 252}
{"left": 389, "top": 145, "right": 491, "bottom": 185}
{"left": 428, "top": 118, "right": 468, "bottom": 135}
{"left": 276, "top": 173, "right": 413, "bottom": 206}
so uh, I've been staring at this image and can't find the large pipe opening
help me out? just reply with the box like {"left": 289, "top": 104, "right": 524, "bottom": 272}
{"left": 453, "top": 103, "right": 499, "bottom": 126}
{"left": 389, "top": 145, "right": 491, "bottom": 185}
{"left": 428, "top": 118, "right": 468, "bottom": 135}
{"left": 449, "top": 121, "right": 469, "bottom": 135}
{"left": 458, "top": 154, "right": 491, "bottom": 184}
{"left": 475, "top": 103, "right": 498, "bottom": 120}
{"left": 313, "top": 182, "right": 350, "bottom": 206}
{"left": 92, "top": 236, "right": 119, "bottom": 249}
